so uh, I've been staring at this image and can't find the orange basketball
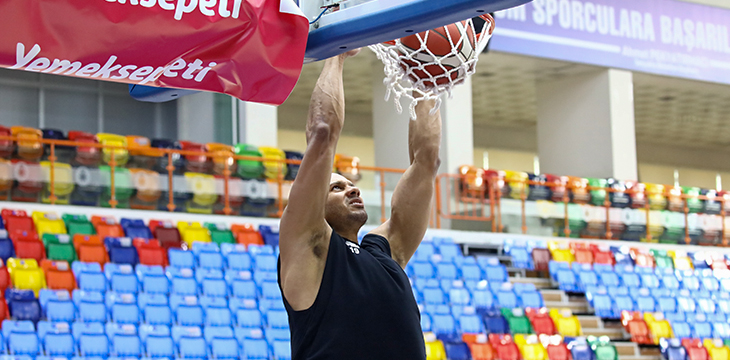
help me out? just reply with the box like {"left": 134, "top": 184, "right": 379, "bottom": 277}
{"left": 393, "top": 21, "right": 478, "bottom": 87}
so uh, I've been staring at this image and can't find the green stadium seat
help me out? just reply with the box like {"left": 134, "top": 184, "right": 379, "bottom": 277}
{"left": 501, "top": 308, "right": 533, "bottom": 335}
{"left": 205, "top": 223, "right": 235, "bottom": 245}
{"left": 99, "top": 166, "right": 134, "bottom": 208}
{"left": 42, "top": 234, "right": 77, "bottom": 262}
{"left": 234, "top": 144, "right": 265, "bottom": 179}
{"left": 62, "top": 214, "right": 95, "bottom": 236}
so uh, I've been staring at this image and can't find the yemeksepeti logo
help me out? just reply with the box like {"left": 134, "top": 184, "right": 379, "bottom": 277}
{"left": 105, "top": 0, "right": 245, "bottom": 21}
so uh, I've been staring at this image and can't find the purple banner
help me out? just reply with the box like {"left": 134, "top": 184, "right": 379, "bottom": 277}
{"left": 491, "top": 0, "right": 730, "bottom": 84}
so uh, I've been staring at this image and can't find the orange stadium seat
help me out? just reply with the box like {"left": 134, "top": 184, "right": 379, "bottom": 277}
{"left": 128, "top": 168, "right": 161, "bottom": 210}
{"left": 630, "top": 248, "right": 655, "bottom": 268}
{"left": 622, "top": 311, "right": 652, "bottom": 345}
{"left": 73, "top": 234, "right": 108, "bottom": 265}
{"left": 206, "top": 143, "right": 237, "bottom": 176}
{"left": 463, "top": 334, "right": 494, "bottom": 360}
{"left": 40, "top": 259, "right": 76, "bottom": 292}
{"left": 127, "top": 135, "right": 162, "bottom": 169}
{"left": 567, "top": 176, "right": 589, "bottom": 204}
{"left": 91, "top": 216, "right": 125, "bottom": 239}
{"left": 231, "top": 224, "right": 264, "bottom": 248}
{"left": 334, "top": 153, "right": 360, "bottom": 183}
{"left": 571, "top": 243, "right": 593, "bottom": 264}
{"left": 11, "top": 126, "right": 43, "bottom": 161}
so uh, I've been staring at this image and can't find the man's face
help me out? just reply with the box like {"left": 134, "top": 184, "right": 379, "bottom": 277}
{"left": 325, "top": 173, "right": 368, "bottom": 231}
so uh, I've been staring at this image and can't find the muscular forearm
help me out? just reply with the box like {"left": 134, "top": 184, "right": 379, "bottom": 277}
{"left": 409, "top": 99, "right": 442, "bottom": 172}
{"left": 306, "top": 56, "right": 346, "bottom": 146}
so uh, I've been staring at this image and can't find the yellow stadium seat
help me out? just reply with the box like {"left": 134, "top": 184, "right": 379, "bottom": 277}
{"left": 668, "top": 251, "right": 694, "bottom": 270}
{"left": 552, "top": 309, "right": 582, "bottom": 337}
{"left": 178, "top": 221, "right": 211, "bottom": 247}
{"left": 258, "top": 146, "right": 288, "bottom": 180}
{"left": 7, "top": 258, "right": 45, "bottom": 296}
{"left": 424, "top": 333, "right": 447, "bottom": 360}
{"left": 644, "top": 312, "right": 673, "bottom": 344}
{"left": 704, "top": 339, "right": 730, "bottom": 360}
{"left": 504, "top": 170, "right": 529, "bottom": 200}
{"left": 96, "top": 133, "right": 129, "bottom": 166}
{"left": 513, "top": 334, "right": 528, "bottom": 353}
{"left": 548, "top": 242, "right": 574, "bottom": 263}
{"left": 32, "top": 211, "right": 67, "bottom": 238}
{"left": 40, "top": 161, "right": 74, "bottom": 204}
{"left": 184, "top": 172, "right": 218, "bottom": 214}
{"left": 521, "top": 338, "right": 548, "bottom": 360}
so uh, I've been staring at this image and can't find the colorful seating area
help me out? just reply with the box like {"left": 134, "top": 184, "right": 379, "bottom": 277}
{"left": 0, "top": 205, "right": 729, "bottom": 359}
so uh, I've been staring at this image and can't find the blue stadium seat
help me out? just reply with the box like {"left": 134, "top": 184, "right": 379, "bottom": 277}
{"left": 423, "top": 286, "right": 445, "bottom": 305}
{"left": 591, "top": 289, "right": 616, "bottom": 319}
{"left": 170, "top": 295, "right": 204, "bottom": 327}
{"left": 618, "top": 270, "right": 641, "bottom": 288}
{"left": 228, "top": 271, "right": 257, "bottom": 299}
{"left": 107, "top": 292, "right": 141, "bottom": 324}
{"left": 0, "top": 233, "right": 15, "bottom": 262}
{"left": 200, "top": 276, "right": 228, "bottom": 298}
{"left": 505, "top": 241, "right": 532, "bottom": 270}
{"left": 139, "top": 324, "right": 174, "bottom": 358}
{"left": 657, "top": 295, "right": 678, "bottom": 314}
{"left": 72, "top": 262, "right": 107, "bottom": 293}
{"left": 258, "top": 225, "right": 279, "bottom": 248}
{"left": 236, "top": 308, "right": 263, "bottom": 328}
{"left": 713, "top": 321, "right": 730, "bottom": 339}
{"left": 458, "top": 308, "right": 483, "bottom": 334}
{"left": 253, "top": 270, "right": 277, "bottom": 287}
{"left": 247, "top": 244, "right": 274, "bottom": 257}
{"left": 205, "top": 306, "right": 233, "bottom": 327}
{"left": 414, "top": 241, "right": 436, "bottom": 262}
{"left": 518, "top": 287, "right": 544, "bottom": 308}
{"left": 222, "top": 244, "right": 252, "bottom": 271}
{"left": 121, "top": 218, "right": 152, "bottom": 239}
{"left": 478, "top": 257, "right": 507, "bottom": 283}
{"left": 568, "top": 338, "right": 593, "bottom": 360}
{"left": 680, "top": 271, "right": 701, "bottom": 291}
{"left": 39, "top": 289, "right": 75, "bottom": 323}
{"left": 178, "top": 336, "right": 207, "bottom": 359}
{"left": 139, "top": 296, "right": 172, "bottom": 326}
{"left": 658, "top": 269, "right": 680, "bottom": 290}
{"left": 443, "top": 341, "right": 471, "bottom": 360}
{"left": 167, "top": 267, "right": 198, "bottom": 295}
{"left": 72, "top": 321, "right": 105, "bottom": 344}
{"left": 597, "top": 270, "right": 620, "bottom": 288}
{"left": 556, "top": 267, "right": 579, "bottom": 293}
{"left": 193, "top": 242, "right": 223, "bottom": 270}
{"left": 717, "top": 293, "right": 730, "bottom": 315}
{"left": 691, "top": 315, "right": 713, "bottom": 339}
{"left": 495, "top": 284, "right": 518, "bottom": 309}
{"left": 699, "top": 270, "right": 720, "bottom": 292}
{"left": 660, "top": 338, "right": 686, "bottom": 360}
{"left": 472, "top": 286, "right": 494, "bottom": 311}
{"left": 639, "top": 272, "right": 660, "bottom": 289}
{"left": 260, "top": 281, "right": 282, "bottom": 300}
{"left": 258, "top": 299, "right": 283, "bottom": 314}
{"left": 37, "top": 321, "right": 74, "bottom": 357}
{"left": 6, "top": 289, "right": 42, "bottom": 323}
{"left": 409, "top": 261, "right": 435, "bottom": 279}
{"left": 697, "top": 297, "right": 717, "bottom": 314}
{"left": 448, "top": 284, "right": 471, "bottom": 306}
{"left": 460, "top": 263, "right": 482, "bottom": 282}
{"left": 137, "top": 265, "right": 169, "bottom": 294}
{"left": 482, "top": 310, "right": 509, "bottom": 334}
{"left": 107, "top": 323, "right": 142, "bottom": 357}
{"left": 430, "top": 313, "right": 457, "bottom": 339}
{"left": 8, "top": 329, "right": 40, "bottom": 356}
{"left": 612, "top": 292, "right": 635, "bottom": 312}
{"left": 635, "top": 289, "right": 656, "bottom": 313}
{"left": 168, "top": 248, "right": 195, "bottom": 269}
{"left": 203, "top": 325, "right": 234, "bottom": 344}
{"left": 436, "top": 261, "right": 458, "bottom": 280}
{"left": 677, "top": 291, "right": 697, "bottom": 313}
{"left": 438, "top": 242, "right": 463, "bottom": 263}
{"left": 576, "top": 267, "right": 598, "bottom": 292}
{"left": 73, "top": 290, "right": 107, "bottom": 323}
{"left": 105, "top": 263, "right": 139, "bottom": 294}
{"left": 105, "top": 237, "right": 139, "bottom": 265}
{"left": 253, "top": 254, "right": 277, "bottom": 273}
{"left": 211, "top": 337, "right": 240, "bottom": 359}
{"left": 78, "top": 331, "right": 109, "bottom": 357}
{"left": 672, "top": 321, "right": 692, "bottom": 339}
{"left": 242, "top": 337, "right": 269, "bottom": 359}
{"left": 273, "top": 340, "right": 292, "bottom": 360}
{"left": 267, "top": 309, "right": 289, "bottom": 329}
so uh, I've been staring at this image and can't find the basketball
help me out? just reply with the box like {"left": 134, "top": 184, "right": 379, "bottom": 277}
{"left": 395, "top": 21, "right": 479, "bottom": 87}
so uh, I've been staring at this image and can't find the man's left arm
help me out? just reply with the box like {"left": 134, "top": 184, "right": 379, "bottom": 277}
{"left": 370, "top": 99, "right": 442, "bottom": 268}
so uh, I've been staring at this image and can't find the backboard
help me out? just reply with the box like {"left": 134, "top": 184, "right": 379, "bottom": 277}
{"left": 130, "top": 0, "right": 532, "bottom": 102}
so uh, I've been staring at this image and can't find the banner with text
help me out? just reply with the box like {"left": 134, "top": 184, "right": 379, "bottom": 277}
{"left": 492, "top": 0, "right": 730, "bottom": 84}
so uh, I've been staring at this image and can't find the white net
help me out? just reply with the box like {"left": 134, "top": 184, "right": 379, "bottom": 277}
{"left": 369, "top": 14, "right": 495, "bottom": 118}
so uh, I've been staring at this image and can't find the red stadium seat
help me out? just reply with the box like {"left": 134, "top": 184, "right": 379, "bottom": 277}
{"left": 525, "top": 308, "right": 556, "bottom": 335}
{"left": 683, "top": 339, "right": 709, "bottom": 360}
{"left": 231, "top": 224, "right": 264, "bottom": 248}
{"left": 40, "top": 260, "right": 76, "bottom": 292}
{"left": 488, "top": 334, "right": 521, "bottom": 360}
{"left": 591, "top": 244, "right": 615, "bottom": 265}
{"left": 2, "top": 209, "right": 37, "bottom": 241}
{"left": 150, "top": 220, "right": 183, "bottom": 250}
{"left": 544, "top": 336, "right": 570, "bottom": 360}
{"left": 134, "top": 238, "right": 167, "bottom": 266}
{"left": 0, "top": 125, "right": 13, "bottom": 159}
{"left": 14, "top": 238, "right": 45, "bottom": 262}
{"left": 91, "top": 216, "right": 125, "bottom": 239}
{"left": 67, "top": 131, "right": 101, "bottom": 166}
{"left": 179, "top": 140, "right": 210, "bottom": 173}
{"left": 0, "top": 260, "right": 12, "bottom": 293}
{"left": 73, "top": 234, "right": 108, "bottom": 265}
{"left": 532, "top": 248, "right": 551, "bottom": 272}
{"left": 621, "top": 311, "right": 652, "bottom": 345}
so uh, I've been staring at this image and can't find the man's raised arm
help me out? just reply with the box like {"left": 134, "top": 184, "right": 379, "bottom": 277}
{"left": 370, "top": 98, "right": 442, "bottom": 268}
{"left": 279, "top": 50, "right": 358, "bottom": 311}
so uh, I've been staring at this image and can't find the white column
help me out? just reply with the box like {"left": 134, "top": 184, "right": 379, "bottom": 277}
{"left": 238, "top": 101, "right": 278, "bottom": 147}
{"left": 440, "top": 76, "right": 475, "bottom": 174}
{"left": 537, "top": 68, "right": 638, "bottom": 180}
{"left": 177, "top": 92, "right": 215, "bottom": 143}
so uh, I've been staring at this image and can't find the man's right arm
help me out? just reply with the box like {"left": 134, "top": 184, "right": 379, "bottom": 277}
{"left": 279, "top": 52, "right": 354, "bottom": 311}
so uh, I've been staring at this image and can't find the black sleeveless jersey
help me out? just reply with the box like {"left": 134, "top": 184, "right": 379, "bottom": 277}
{"left": 278, "top": 231, "right": 426, "bottom": 360}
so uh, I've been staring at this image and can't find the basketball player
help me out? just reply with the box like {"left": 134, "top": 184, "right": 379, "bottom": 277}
{"left": 277, "top": 48, "right": 441, "bottom": 359}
